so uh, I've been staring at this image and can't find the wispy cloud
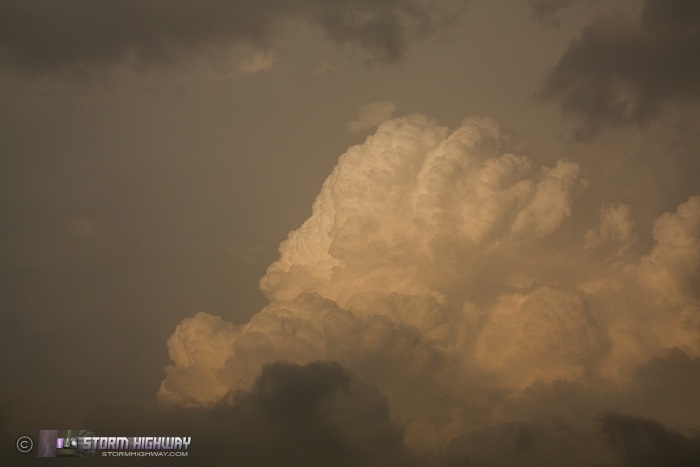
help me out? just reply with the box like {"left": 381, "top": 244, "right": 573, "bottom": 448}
{"left": 347, "top": 101, "right": 397, "bottom": 134}
{"left": 234, "top": 49, "right": 275, "bottom": 76}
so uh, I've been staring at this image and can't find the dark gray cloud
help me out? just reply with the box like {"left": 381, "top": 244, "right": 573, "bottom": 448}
{"left": 619, "top": 348, "right": 700, "bottom": 430}
{"left": 444, "top": 421, "right": 609, "bottom": 467}
{"left": 308, "top": 0, "right": 466, "bottom": 62}
{"left": 438, "top": 348, "right": 700, "bottom": 466}
{"left": 0, "top": 0, "right": 469, "bottom": 73}
{"left": 602, "top": 414, "right": 700, "bottom": 467}
{"left": 9, "top": 355, "right": 696, "bottom": 466}
{"left": 442, "top": 413, "right": 700, "bottom": 467}
{"left": 223, "top": 360, "right": 420, "bottom": 466}
{"left": 540, "top": 0, "right": 700, "bottom": 139}
{"left": 1, "top": 360, "right": 419, "bottom": 466}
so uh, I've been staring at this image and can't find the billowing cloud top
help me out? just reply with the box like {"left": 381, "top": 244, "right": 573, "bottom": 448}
{"left": 158, "top": 114, "right": 700, "bottom": 460}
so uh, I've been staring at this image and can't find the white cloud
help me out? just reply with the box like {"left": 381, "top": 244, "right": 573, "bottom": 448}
{"left": 160, "top": 312, "right": 238, "bottom": 406}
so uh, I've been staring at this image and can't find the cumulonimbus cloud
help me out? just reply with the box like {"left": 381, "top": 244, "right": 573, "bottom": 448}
{"left": 158, "top": 114, "right": 700, "bottom": 461}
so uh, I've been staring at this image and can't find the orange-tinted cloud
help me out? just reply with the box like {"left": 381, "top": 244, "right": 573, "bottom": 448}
{"left": 158, "top": 114, "right": 700, "bottom": 459}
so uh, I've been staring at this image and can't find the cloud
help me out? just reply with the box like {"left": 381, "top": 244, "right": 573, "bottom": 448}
{"left": 444, "top": 421, "right": 609, "bottom": 467}
{"left": 225, "top": 360, "right": 420, "bottom": 466}
{"left": 308, "top": 0, "right": 470, "bottom": 62}
{"left": 312, "top": 61, "right": 335, "bottom": 76}
{"left": 0, "top": 0, "right": 470, "bottom": 74}
{"left": 602, "top": 414, "right": 700, "bottom": 467}
{"left": 442, "top": 411, "right": 700, "bottom": 467}
{"left": 540, "top": 0, "right": 700, "bottom": 139}
{"left": 617, "top": 349, "right": 700, "bottom": 431}
{"left": 234, "top": 49, "right": 275, "bottom": 76}
{"left": 530, "top": 0, "right": 573, "bottom": 27}
{"left": 64, "top": 361, "right": 418, "bottom": 466}
{"left": 158, "top": 114, "right": 700, "bottom": 461}
{"left": 347, "top": 101, "right": 397, "bottom": 134}
{"left": 584, "top": 203, "right": 635, "bottom": 254}
{"left": 638, "top": 196, "right": 700, "bottom": 304}
{"left": 474, "top": 286, "right": 604, "bottom": 387}
{"left": 442, "top": 350, "right": 700, "bottom": 466}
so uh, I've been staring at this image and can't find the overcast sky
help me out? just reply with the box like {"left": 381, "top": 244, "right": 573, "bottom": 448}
{"left": 2, "top": 1, "right": 699, "bottom": 465}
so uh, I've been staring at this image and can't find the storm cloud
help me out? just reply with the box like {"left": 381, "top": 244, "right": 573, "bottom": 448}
{"left": 602, "top": 413, "right": 700, "bottom": 467}
{"left": 540, "top": 0, "right": 700, "bottom": 139}
{"left": 3, "top": 1, "right": 699, "bottom": 465}
{"left": 0, "top": 0, "right": 470, "bottom": 73}
{"left": 158, "top": 114, "right": 700, "bottom": 462}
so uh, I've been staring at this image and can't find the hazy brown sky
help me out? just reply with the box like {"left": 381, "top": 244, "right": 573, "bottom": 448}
{"left": 2, "top": 1, "right": 699, "bottom": 465}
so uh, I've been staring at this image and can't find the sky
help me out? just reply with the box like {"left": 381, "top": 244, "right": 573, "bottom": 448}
{"left": 1, "top": 0, "right": 699, "bottom": 465}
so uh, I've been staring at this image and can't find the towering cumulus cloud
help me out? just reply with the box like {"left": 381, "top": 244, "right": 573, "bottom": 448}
{"left": 159, "top": 115, "right": 700, "bottom": 462}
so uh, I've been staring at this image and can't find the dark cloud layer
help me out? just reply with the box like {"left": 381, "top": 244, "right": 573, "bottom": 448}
{"left": 223, "top": 360, "right": 419, "bottom": 466}
{"left": 442, "top": 412, "right": 700, "bottom": 467}
{"left": 440, "top": 349, "right": 700, "bottom": 466}
{"left": 602, "top": 414, "right": 700, "bottom": 467}
{"left": 540, "top": 0, "right": 700, "bottom": 139}
{"left": 0, "top": 0, "right": 469, "bottom": 73}
{"left": 1, "top": 360, "right": 419, "bottom": 466}
{"left": 5, "top": 352, "right": 699, "bottom": 466}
